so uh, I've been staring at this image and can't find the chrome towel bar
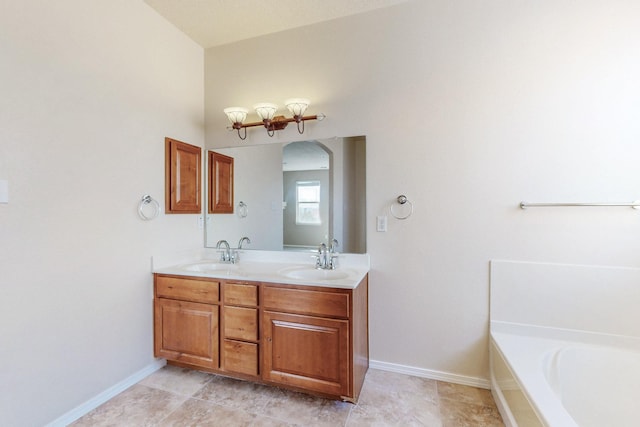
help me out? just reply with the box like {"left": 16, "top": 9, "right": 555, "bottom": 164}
{"left": 520, "top": 201, "right": 640, "bottom": 210}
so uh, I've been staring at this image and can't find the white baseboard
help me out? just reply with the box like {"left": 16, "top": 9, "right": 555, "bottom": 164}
{"left": 490, "top": 373, "right": 517, "bottom": 427}
{"left": 46, "top": 359, "right": 166, "bottom": 427}
{"left": 369, "top": 359, "right": 490, "bottom": 389}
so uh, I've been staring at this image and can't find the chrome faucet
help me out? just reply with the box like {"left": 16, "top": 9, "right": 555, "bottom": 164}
{"left": 315, "top": 239, "right": 339, "bottom": 270}
{"left": 328, "top": 239, "right": 339, "bottom": 269}
{"left": 238, "top": 236, "right": 251, "bottom": 249}
{"left": 316, "top": 243, "right": 328, "bottom": 269}
{"left": 216, "top": 239, "right": 233, "bottom": 263}
{"left": 233, "top": 236, "right": 251, "bottom": 263}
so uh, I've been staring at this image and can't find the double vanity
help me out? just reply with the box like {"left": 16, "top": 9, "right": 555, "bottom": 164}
{"left": 152, "top": 250, "right": 369, "bottom": 402}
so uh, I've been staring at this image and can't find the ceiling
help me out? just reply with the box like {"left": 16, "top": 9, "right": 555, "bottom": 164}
{"left": 282, "top": 140, "right": 329, "bottom": 172}
{"left": 144, "top": 0, "right": 411, "bottom": 48}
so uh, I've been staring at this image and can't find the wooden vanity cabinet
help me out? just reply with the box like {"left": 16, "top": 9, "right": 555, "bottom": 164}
{"left": 153, "top": 273, "right": 369, "bottom": 402}
{"left": 221, "top": 282, "right": 259, "bottom": 377}
{"left": 154, "top": 275, "right": 220, "bottom": 369}
{"left": 262, "top": 277, "right": 369, "bottom": 402}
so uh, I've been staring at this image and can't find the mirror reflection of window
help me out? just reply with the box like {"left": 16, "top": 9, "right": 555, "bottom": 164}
{"left": 296, "top": 181, "right": 322, "bottom": 225}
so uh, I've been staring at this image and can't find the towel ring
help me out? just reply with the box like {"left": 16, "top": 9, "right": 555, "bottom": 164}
{"left": 390, "top": 195, "right": 413, "bottom": 220}
{"left": 138, "top": 195, "right": 160, "bottom": 220}
{"left": 237, "top": 201, "right": 248, "bottom": 218}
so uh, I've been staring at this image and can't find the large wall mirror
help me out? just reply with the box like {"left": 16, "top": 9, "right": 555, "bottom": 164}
{"left": 205, "top": 136, "right": 366, "bottom": 254}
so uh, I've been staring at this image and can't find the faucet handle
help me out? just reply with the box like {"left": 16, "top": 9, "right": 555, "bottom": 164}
{"left": 313, "top": 244, "right": 326, "bottom": 269}
{"left": 328, "top": 253, "right": 339, "bottom": 269}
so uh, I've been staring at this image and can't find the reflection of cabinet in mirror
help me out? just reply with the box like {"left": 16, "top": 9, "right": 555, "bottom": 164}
{"left": 165, "top": 137, "right": 202, "bottom": 214}
{"left": 209, "top": 151, "right": 234, "bottom": 214}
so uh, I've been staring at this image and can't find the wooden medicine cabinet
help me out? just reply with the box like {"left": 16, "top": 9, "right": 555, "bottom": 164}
{"left": 209, "top": 151, "right": 234, "bottom": 214}
{"left": 165, "top": 137, "right": 202, "bottom": 214}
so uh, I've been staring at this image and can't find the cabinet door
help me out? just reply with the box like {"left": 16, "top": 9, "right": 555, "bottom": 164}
{"left": 262, "top": 311, "right": 349, "bottom": 397}
{"left": 208, "top": 151, "right": 234, "bottom": 214}
{"left": 165, "top": 137, "right": 201, "bottom": 213}
{"left": 154, "top": 298, "right": 219, "bottom": 369}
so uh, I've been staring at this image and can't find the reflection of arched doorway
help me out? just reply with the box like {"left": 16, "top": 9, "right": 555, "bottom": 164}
{"left": 282, "top": 140, "right": 332, "bottom": 250}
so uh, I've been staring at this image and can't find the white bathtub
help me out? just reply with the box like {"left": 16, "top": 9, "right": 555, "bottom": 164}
{"left": 490, "top": 321, "right": 640, "bottom": 427}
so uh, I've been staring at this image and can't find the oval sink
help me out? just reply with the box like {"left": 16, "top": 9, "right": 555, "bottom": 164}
{"left": 279, "top": 267, "right": 350, "bottom": 281}
{"left": 183, "top": 262, "right": 240, "bottom": 273}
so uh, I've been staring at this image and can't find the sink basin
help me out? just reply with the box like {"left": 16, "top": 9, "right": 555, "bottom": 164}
{"left": 182, "top": 262, "right": 240, "bottom": 273}
{"left": 278, "top": 267, "right": 351, "bottom": 281}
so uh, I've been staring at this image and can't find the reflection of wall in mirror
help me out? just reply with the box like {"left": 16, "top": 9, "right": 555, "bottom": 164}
{"left": 342, "top": 136, "right": 366, "bottom": 254}
{"left": 206, "top": 144, "right": 283, "bottom": 249}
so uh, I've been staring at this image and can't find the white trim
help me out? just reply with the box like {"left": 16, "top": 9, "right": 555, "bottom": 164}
{"left": 491, "top": 374, "right": 517, "bottom": 427}
{"left": 45, "top": 359, "right": 166, "bottom": 427}
{"left": 369, "top": 359, "right": 490, "bottom": 389}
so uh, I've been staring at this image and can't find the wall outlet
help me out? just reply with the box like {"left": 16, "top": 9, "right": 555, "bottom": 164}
{"left": 376, "top": 215, "right": 388, "bottom": 232}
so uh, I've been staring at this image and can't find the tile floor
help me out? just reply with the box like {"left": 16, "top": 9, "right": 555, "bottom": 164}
{"left": 71, "top": 366, "right": 504, "bottom": 427}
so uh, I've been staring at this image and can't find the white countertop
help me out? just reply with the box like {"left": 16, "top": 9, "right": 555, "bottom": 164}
{"left": 152, "top": 249, "right": 370, "bottom": 289}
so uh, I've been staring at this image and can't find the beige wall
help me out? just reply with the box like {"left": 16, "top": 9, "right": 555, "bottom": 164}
{"left": 205, "top": 0, "right": 640, "bottom": 382}
{"left": 0, "top": 1, "right": 204, "bottom": 425}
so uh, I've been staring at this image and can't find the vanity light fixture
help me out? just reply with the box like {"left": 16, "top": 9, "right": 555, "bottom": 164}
{"left": 224, "top": 98, "right": 325, "bottom": 140}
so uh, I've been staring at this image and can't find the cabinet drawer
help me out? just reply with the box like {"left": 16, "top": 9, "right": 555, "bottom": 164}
{"left": 263, "top": 286, "right": 350, "bottom": 319}
{"left": 224, "top": 282, "right": 258, "bottom": 306}
{"left": 156, "top": 275, "right": 219, "bottom": 304}
{"left": 224, "top": 306, "right": 258, "bottom": 341}
{"left": 223, "top": 340, "right": 258, "bottom": 376}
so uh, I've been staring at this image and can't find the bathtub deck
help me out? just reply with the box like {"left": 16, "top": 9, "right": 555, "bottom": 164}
{"left": 491, "top": 321, "right": 640, "bottom": 427}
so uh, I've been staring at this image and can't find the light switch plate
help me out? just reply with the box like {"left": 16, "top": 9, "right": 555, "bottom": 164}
{"left": 376, "top": 215, "right": 387, "bottom": 232}
{"left": 0, "top": 180, "right": 8, "bottom": 203}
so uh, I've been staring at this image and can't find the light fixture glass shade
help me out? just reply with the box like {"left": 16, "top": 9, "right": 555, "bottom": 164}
{"left": 253, "top": 103, "right": 278, "bottom": 121}
{"left": 285, "top": 98, "right": 310, "bottom": 117}
{"left": 223, "top": 107, "right": 248, "bottom": 124}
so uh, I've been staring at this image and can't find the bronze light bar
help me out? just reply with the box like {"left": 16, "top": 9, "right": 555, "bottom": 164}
{"left": 224, "top": 99, "right": 325, "bottom": 140}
